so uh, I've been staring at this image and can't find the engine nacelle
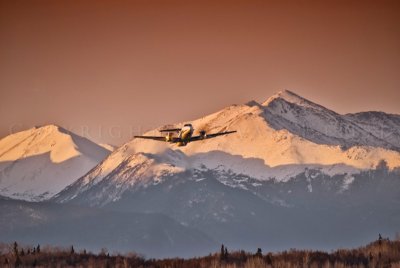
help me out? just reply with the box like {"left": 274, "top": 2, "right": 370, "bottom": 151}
{"left": 165, "top": 132, "right": 173, "bottom": 142}
{"left": 199, "top": 130, "right": 207, "bottom": 139}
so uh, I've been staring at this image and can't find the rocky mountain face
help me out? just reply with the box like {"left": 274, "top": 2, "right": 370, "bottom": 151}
{"left": 345, "top": 111, "right": 400, "bottom": 149}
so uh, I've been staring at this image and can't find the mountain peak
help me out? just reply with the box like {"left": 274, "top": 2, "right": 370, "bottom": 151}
{"left": 0, "top": 125, "right": 111, "bottom": 201}
{"left": 275, "top": 89, "right": 300, "bottom": 98}
{"left": 33, "top": 124, "right": 68, "bottom": 134}
{"left": 262, "top": 90, "right": 331, "bottom": 114}
{"left": 262, "top": 89, "right": 309, "bottom": 107}
{"left": 37, "top": 123, "right": 60, "bottom": 129}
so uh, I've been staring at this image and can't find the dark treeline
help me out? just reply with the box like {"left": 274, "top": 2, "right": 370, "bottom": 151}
{"left": 1, "top": 237, "right": 400, "bottom": 268}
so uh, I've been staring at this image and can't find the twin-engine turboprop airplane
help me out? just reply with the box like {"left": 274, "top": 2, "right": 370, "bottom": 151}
{"left": 134, "top": 124, "right": 236, "bottom": 146}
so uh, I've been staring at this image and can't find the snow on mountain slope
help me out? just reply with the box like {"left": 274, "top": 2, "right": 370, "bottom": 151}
{"left": 0, "top": 125, "right": 111, "bottom": 201}
{"left": 179, "top": 98, "right": 400, "bottom": 172}
{"left": 54, "top": 90, "right": 400, "bottom": 205}
{"left": 261, "top": 90, "right": 396, "bottom": 150}
{"left": 57, "top": 151, "right": 185, "bottom": 206}
{"left": 346, "top": 111, "right": 400, "bottom": 149}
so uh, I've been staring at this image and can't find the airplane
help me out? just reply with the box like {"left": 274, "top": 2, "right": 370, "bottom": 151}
{"left": 134, "top": 123, "right": 236, "bottom": 146}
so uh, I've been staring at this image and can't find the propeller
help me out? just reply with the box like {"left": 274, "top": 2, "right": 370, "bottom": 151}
{"left": 195, "top": 123, "right": 209, "bottom": 139}
{"left": 199, "top": 130, "right": 207, "bottom": 139}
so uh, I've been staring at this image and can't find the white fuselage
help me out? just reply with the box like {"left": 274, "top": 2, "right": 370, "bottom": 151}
{"left": 178, "top": 124, "right": 193, "bottom": 145}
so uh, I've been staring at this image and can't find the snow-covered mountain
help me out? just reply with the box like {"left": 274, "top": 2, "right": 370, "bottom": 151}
{"left": 55, "top": 90, "right": 400, "bottom": 204}
{"left": 0, "top": 125, "right": 111, "bottom": 201}
{"left": 262, "top": 90, "right": 398, "bottom": 150}
{"left": 345, "top": 111, "right": 400, "bottom": 149}
{"left": 54, "top": 152, "right": 400, "bottom": 253}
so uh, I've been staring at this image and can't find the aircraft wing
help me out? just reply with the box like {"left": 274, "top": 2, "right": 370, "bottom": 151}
{"left": 190, "top": 130, "right": 237, "bottom": 142}
{"left": 134, "top": 135, "right": 167, "bottom": 142}
{"left": 134, "top": 135, "right": 181, "bottom": 143}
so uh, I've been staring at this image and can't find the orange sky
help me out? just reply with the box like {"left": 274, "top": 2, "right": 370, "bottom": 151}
{"left": 1, "top": 0, "right": 399, "bottom": 145}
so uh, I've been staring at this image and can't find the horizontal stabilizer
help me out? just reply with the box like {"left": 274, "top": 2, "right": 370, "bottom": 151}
{"left": 159, "top": 128, "right": 181, "bottom": 133}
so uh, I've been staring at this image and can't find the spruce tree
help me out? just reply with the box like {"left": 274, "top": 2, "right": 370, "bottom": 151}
{"left": 220, "top": 244, "right": 225, "bottom": 260}
{"left": 13, "top": 242, "right": 18, "bottom": 257}
{"left": 255, "top": 248, "right": 262, "bottom": 257}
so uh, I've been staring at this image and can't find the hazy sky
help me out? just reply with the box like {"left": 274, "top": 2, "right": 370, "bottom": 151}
{"left": 1, "top": 0, "right": 399, "bottom": 145}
